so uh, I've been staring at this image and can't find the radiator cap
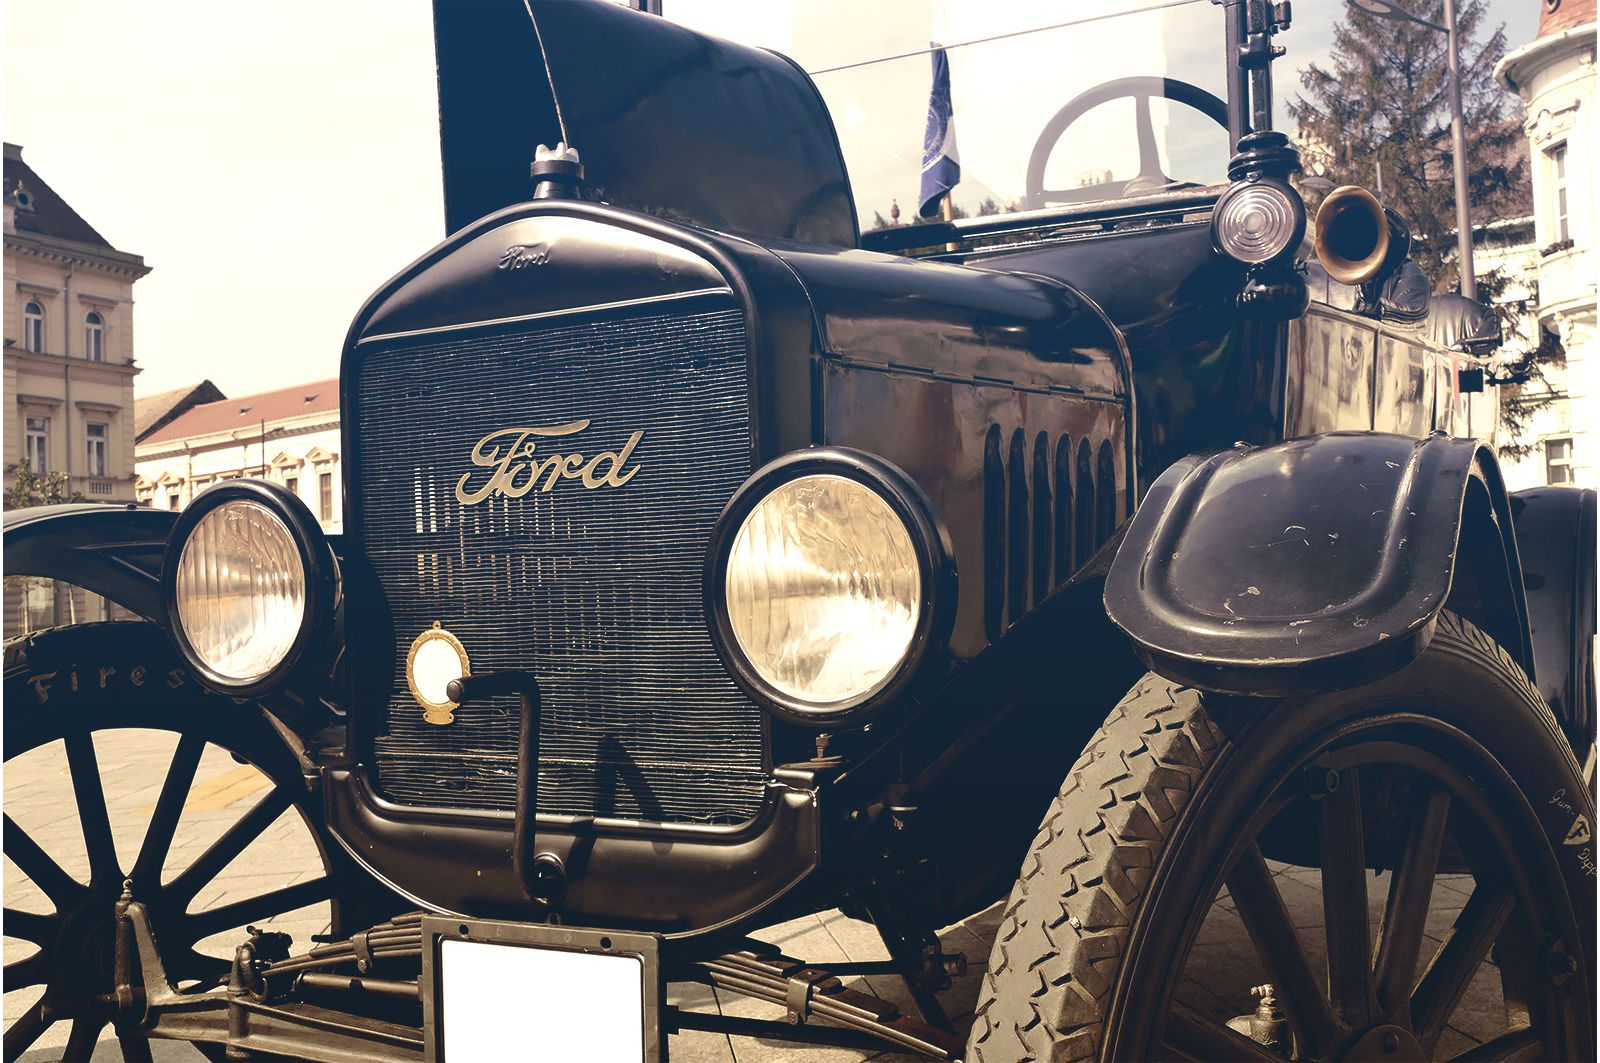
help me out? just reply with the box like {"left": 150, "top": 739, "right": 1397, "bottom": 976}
{"left": 531, "top": 142, "right": 584, "bottom": 200}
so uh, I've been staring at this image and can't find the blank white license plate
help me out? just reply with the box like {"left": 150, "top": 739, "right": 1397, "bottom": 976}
{"left": 424, "top": 919, "right": 660, "bottom": 1062}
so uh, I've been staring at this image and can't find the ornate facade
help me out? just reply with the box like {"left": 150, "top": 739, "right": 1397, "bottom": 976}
{"left": 4, "top": 142, "right": 150, "bottom": 501}
{"left": 4, "top": 142, "right": 151, "bottom": 635}
{"left": 1495, "top": 0, "right": 1596, "bottom": 488}
{"left": 134, "top": 379, "right": 342, "bottom": 534}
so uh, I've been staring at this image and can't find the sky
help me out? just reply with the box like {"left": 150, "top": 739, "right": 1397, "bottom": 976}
{"left": 5, "top": 0, "right": 1540, "bottom": 398}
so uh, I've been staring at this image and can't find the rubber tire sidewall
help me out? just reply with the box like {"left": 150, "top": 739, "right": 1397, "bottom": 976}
{"left": 1109, "top": 614, "right": 1595, "bottom": 1060}
{"left": 4, "top": 621, "right": 303, "bottom": 781}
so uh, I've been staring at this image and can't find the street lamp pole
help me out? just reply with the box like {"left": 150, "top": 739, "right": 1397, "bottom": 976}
{"left": 1348, "top": 0, "right": 1477, "bottom": 299}
{"left": 1442, "top": 0, "right": 1476, "bottom": 299}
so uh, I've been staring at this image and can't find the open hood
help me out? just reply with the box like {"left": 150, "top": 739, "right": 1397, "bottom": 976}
{"left": 432, "top": 0, "right": 858, "bottom": 248}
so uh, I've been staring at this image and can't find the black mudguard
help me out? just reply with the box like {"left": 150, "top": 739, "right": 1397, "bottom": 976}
{"left": 1511, "top": 486, "right": 1597, "bottom": 753}
{"left": 1105, "top": 432, "right": 1533, "bottom": 696}
{"left": 3, "top": 503, "right": 176, "bottom": 621}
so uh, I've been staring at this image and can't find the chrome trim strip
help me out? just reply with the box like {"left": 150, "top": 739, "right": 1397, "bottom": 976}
{"left": 356, "top": 286, "right": 736, "bottom": 345}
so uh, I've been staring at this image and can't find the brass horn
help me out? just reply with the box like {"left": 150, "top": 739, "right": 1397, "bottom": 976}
{"left": 1313, "top": 185, "right": 1390, "bottom": 286}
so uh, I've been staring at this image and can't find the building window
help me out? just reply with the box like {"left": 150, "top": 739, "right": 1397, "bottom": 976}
{"left": 23, "top": 301, "right": 43, "bottom": 353}
{"left": 24, "top": 415, "right": 48, "bottom": 472}
{"left": 319, "top": 471, "right": 334, "bottom": 522}
{"left": 167, "top": 491, "right": 181, "bottom": 510}
{"left": 1550, "top": 143, "right": 1569, "bottom": 244}
{"left": 1546, "top": 437, "right": 1575, "bottom": 485}
{"left": 284, "top": 474, "right": 299, "bottom": 497}
{"left": 84, "top": 311, "right": 105, "bottom": 361}
{"left": 85, "top": 422, "right": 108, "bottom": 477}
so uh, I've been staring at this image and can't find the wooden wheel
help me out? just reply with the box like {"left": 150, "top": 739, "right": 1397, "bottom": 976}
{"left": 3, "top": 622, "right": 335, "bottom": 1062}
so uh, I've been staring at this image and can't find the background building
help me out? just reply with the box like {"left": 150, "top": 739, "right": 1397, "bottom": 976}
{"left": 1495, "top": 0, "right": 1596, "bottom": 488}
{"left": 5, "top": 142, "right": 150, "bottom": 500}
{"left": 135, "top": 379, "right": 226, "bottom": 444}
{"left": 135, "top": 379, "right": 342, "bottom": 533}
{"left": 4, "top": 142, "right": 150, "bottom": 636}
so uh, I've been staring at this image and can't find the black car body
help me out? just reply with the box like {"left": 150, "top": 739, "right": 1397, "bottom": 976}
{"left": 4, "top": 1, "right": 1593, "bottom": 1059}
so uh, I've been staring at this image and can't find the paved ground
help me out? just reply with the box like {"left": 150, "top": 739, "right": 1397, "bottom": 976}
{"left": 4, "top": 729, "right": 1509, "bottom": 1060}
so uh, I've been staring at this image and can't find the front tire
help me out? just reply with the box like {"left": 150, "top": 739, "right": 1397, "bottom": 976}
{"left": 967, "top": 612, "right": 1595, "bottom": 1062}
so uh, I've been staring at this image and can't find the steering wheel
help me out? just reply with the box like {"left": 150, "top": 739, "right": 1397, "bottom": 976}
{"left": 1025, "top": 76, "right": 1229, "bottom": 209}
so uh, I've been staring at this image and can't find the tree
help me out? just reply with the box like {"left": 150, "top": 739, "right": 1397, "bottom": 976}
{"left": 1291, "top": 2, "right": 1557, "bottom": 463}
{"left": 5, "top": 458, "right": 84, "bottom": 509}
{"left": 4, "top": 459, "right": 87, "bottom": 635}
{"left": 1290, "top": 0, "right": 1526, "bottom": 291}
{"left": 1476, "top": 266, "right": 1566, "bottom": 462}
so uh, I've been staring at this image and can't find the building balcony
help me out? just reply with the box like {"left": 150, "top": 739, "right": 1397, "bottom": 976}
{"left": 1537, "top": 244, "right": 1597, "bottom": 325}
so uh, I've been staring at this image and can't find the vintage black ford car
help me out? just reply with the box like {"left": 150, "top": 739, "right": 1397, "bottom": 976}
{"left": 4, "top": 1, "right": 1595, "bottom": 1060}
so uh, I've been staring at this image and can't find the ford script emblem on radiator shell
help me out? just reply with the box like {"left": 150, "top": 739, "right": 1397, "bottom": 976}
{"left": 496, "top": 242, "right": 550, "bottom": 269}
{"left": 455, "top": 420, "right": 644, "bottom": 505}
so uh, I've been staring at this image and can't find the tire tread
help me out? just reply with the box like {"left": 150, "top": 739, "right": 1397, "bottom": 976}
{"left": 968, "top": 674, "right": 1224, "bottom": 1062}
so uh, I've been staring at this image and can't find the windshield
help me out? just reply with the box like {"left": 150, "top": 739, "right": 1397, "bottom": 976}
{"left": 665, "top": 0, "right": 1232, "bottom": 228}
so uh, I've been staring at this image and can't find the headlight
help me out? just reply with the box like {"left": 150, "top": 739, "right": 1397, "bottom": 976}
{"left": 163, "top": 480, "right": 336, "bottom": 695}
{"left": 1213, "top": 177, "right": 1306, "bottom": 265}
{"left": 707, "top": 449, "right": 954, "bottom": 725}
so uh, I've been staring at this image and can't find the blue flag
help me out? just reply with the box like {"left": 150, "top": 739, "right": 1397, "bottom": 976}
{"left": 919, "top": 44, "right": 960, "bottom": 218}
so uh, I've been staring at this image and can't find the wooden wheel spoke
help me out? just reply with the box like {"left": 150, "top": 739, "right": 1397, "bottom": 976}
{"left": 1163, "top": 1001, "right": 1285, "bottom": 1062}
{"left": 1226, "top": 843, "right": 1342, "bottom": 1056}
{"left": 1411, "top": 884, "right": 1515, "bottom": 1046}
{"left": 4, "top": 813, "right": 85, "bottom": 905}
{"left": 1449, "top": 1025, "right": 1542, "bottom": 1061}
{"left": 117, "top": 1031, "right": 155, "bottom": 1061}
{"left": 166, "top": 787, "right": 292, "bottom": 903}
{"left": 1374, "top": 787, "right": 1451, "bottom": 1017}
{"left": 185, "top": 876, "right": 331, "bottom": 942}
{"left": 1318, "top": 768, "right": 1373, "bottom": 1026}
{"left": 132, "top": 734, "right": 205, "bottom": 885}
{"left": 1, "top": 1001, "right": 52, "bottom": 1063}
{"left": 173, "top": 949, "right": 232, "bottom": 988}
{"left": 64, "top": 733, "right": 120, "bottom": 887}
{"left": 2, "top": 908, "right": 55, "bottom": 945}
{"left": 62, "top": 1014, "right": 105, "bottom": 1061}
{"left": 2, "top": 953, "right": 47, "bottom": 994}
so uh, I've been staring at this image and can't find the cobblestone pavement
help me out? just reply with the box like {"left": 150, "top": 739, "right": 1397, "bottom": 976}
{"left": 5, "top": 729, "right": 1507, "bottom": 1060}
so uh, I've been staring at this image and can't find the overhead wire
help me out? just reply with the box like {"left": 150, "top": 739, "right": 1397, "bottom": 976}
{"left": 807, "top": 0, "right": 1210, "bottom": 75}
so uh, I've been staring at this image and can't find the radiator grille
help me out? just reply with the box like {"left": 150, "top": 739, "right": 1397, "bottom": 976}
{"left": 353, "top": 302, "right": 767, "bottom": 824}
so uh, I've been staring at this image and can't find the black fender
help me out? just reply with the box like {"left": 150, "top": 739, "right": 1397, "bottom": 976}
{"left": 1105, "top": 432, "right": 1533, "bottom": 696}
{"left": 1510, "top": 486, "right": 1597, "bottom": 754}
{"left": 3, "top": 503, "right": 176, "bottom": 621}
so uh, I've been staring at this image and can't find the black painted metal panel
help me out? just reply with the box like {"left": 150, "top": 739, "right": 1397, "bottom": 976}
{"left": 431, "top": 0, "right": 857, "bottom": 248}
{"left": 1511, "top": 486, "right": 1597, "bottom": 752}
{"left": 1105, "top": 432, "right": 1533, "bottom": 695}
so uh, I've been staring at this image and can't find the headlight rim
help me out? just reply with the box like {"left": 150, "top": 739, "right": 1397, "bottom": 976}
{"left": 1212, "top": 175, "right": 1307, "bottom": 266}
{"left": 704, "top": 447, "right": 956, "bottom": 728}
{"left": 160, "top": 479, "right": 338, "bottom": 697}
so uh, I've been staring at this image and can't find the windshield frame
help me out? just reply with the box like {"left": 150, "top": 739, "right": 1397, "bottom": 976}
{"left": 844, "top": 0, "right": 1278, "bottom": 252}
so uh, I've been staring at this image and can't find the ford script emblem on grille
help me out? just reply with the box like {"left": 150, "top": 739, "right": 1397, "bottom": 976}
{"left": 497, "top": 242, "right": 550, "bottom": 270}
{"left": 455, "top": 420, "right": 644, "bottom": 505}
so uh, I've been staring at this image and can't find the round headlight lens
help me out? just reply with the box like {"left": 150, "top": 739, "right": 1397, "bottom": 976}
{"left": 724, "top": 474, "right": 921, "bottom": 707}
{"left": 174, "top": 499, "right": 306, "bottom": 683}
{"left": 1214, "top": 180, "right": 1305, "bottom": 264}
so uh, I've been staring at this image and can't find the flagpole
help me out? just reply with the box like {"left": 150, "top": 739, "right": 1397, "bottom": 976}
{"left": 942, "top": 191, "right": 956, "bottom": 252}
